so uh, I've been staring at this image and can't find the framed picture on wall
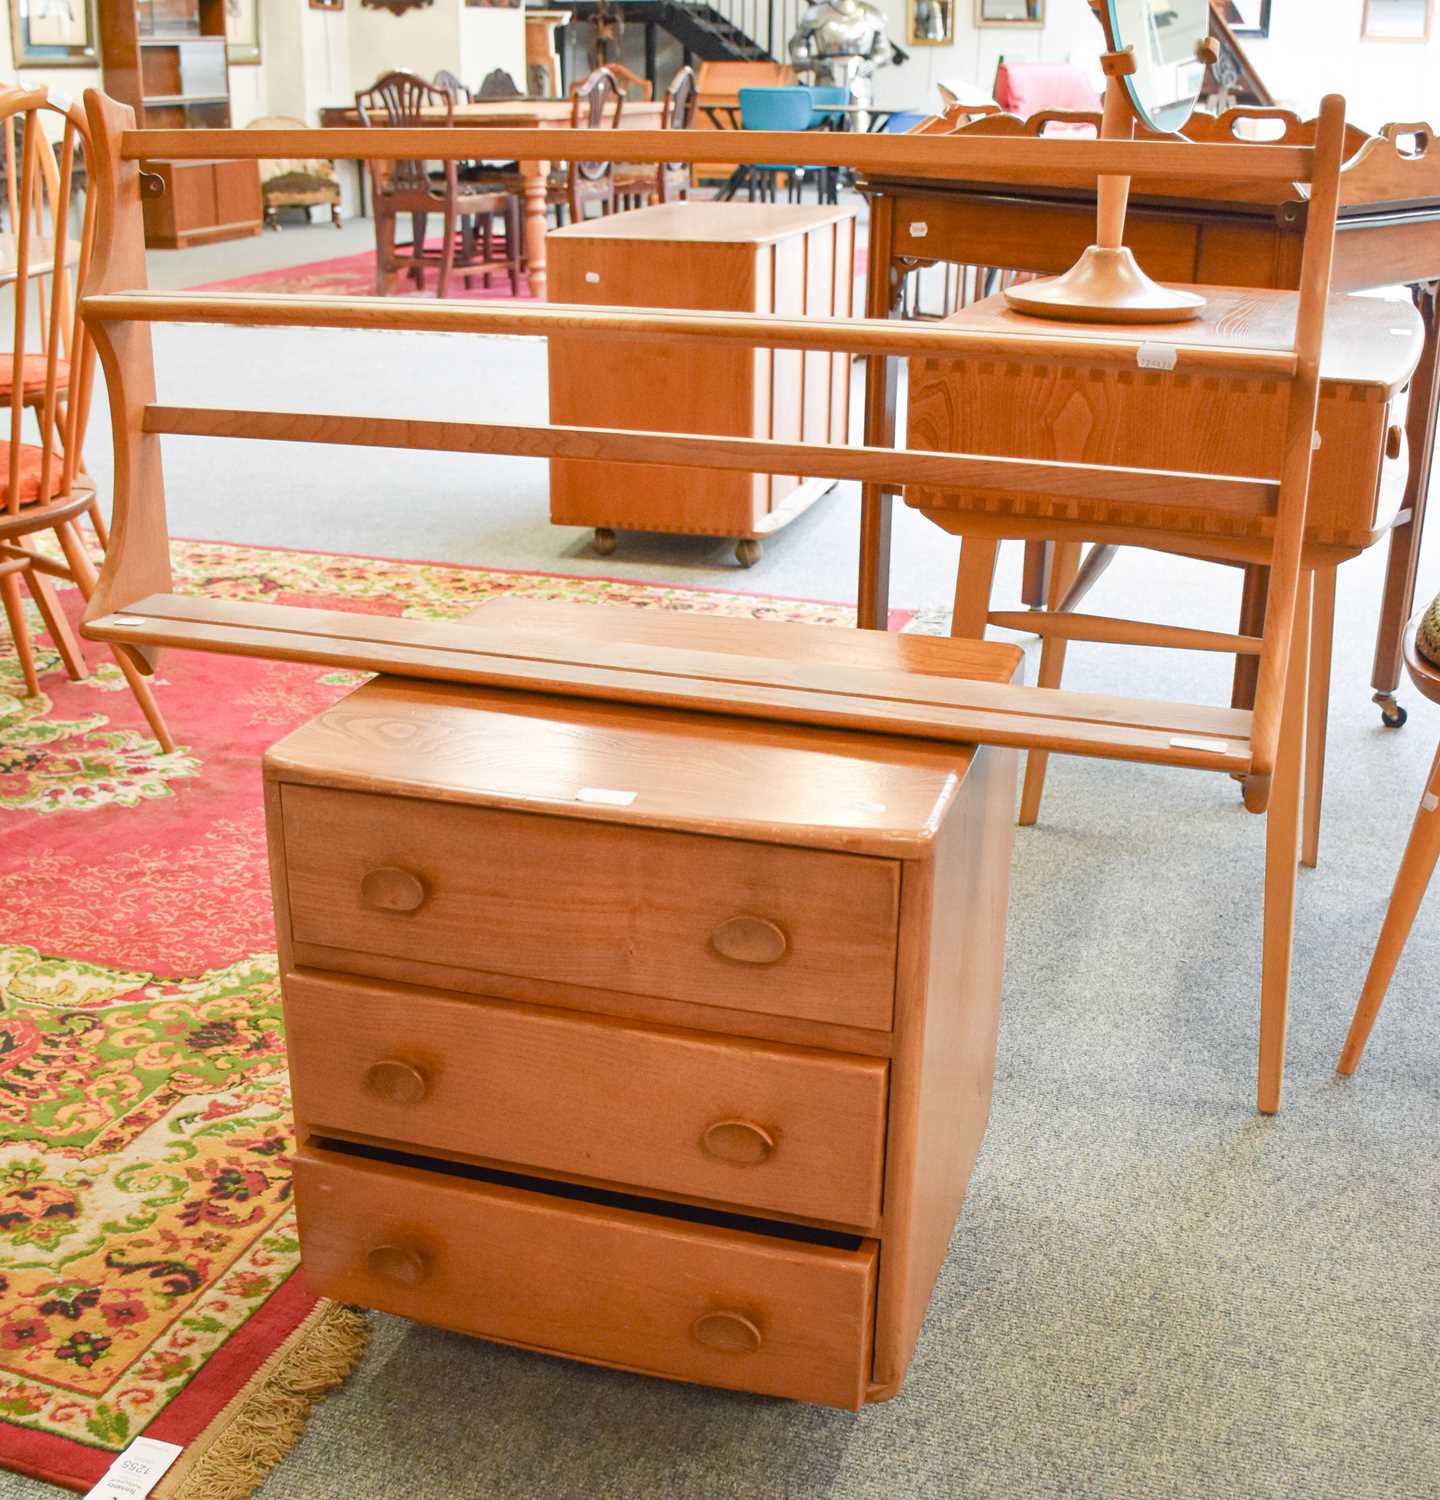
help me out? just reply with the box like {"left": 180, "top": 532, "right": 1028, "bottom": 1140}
{"left": 909, "top": 0, "right": 955, "bottom": 44}
{"left": 1362, "top": 0, "right": 1433, "bottom": 39}
{"left": 225, "top": 0, "right": 260, "bottom": 63}
{"left": 8, "top": 0, "right": 100, "bottom": 67}
{"left": 1222, "top": 0, "right": 1271, "bottom": 35}
{"left": 974, "top": 0, "right": 1044, "bottom": 25}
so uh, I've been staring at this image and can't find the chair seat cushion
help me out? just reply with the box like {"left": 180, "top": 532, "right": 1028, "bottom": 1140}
{"left": 0, "top": 354, "right": 70, "bottom": 397}
{"left": 262, "top": 172, "right": 341, "bottom": 207}
{"left": 994, "top": 61, "right": 1100, "bottom": 118}
{"left": 0, "top": 441, "right": 61, "bottom": 507}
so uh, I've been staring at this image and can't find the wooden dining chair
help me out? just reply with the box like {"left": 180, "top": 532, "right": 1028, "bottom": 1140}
{"left": 616, "top": 65, "right": 697, "bottom": 210}
{"left": 604, "top": 62, "right": 654, "bottom": 102}
{"left": 0, "top": 86, "right": 172, "bottom": 751}
{"left": 1337, "top": 602, "right": 1440, "bottom": 1074}
{"left": 432, "top": 70, "right": 473, "bottom": 103}
{"left": 548, "top": 68, "right": 623, "bottom": 225}
{"left": 477, "top": 69, "right": 524, "bottom": 100}
{"left": 904, "top": 96, "right": 1361, "bottom": 1113}
{"left": 355, "top": 71, "right": 522, "bottom": 297}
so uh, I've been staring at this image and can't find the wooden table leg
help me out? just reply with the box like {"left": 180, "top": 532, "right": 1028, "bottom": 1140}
{"left": 1370, "top": 279, "right": 1440, "bottom": 728}
{"left": 856, "top": 194, "right": 901, "bottom": 632}
{"left": 1021, "top": 539, "right": 1053, "bottom": 610}
{"left": 522, "top": 158, "right": 550, "bottom": 300}
{"left": 1337, "top": 738, "right": 1440, "bottom": 1074}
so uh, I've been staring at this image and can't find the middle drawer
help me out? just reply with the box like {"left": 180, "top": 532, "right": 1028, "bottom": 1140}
{"left": 285, "top": 970, "right": 889, "bottom": 1228}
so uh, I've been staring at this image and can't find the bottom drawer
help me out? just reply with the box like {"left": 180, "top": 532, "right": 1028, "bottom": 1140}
{"left": 294, "top": 1144, "right": 877, "bottom": 1409}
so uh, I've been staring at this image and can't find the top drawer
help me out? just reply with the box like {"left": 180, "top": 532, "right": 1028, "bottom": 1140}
{"left": 277, "top": 786, "right": 900, "bottom": 1030}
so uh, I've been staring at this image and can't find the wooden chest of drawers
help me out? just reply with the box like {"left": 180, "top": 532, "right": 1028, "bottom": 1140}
{"left": 546, "top": 202, "right": 856, "bottom": 565}
{"left": 265, "top": 602, "right": 1021, "bottom": 1409}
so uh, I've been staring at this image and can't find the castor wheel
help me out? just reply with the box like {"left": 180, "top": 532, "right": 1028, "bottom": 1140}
{"left": 1374, "top": 692, "right": 1408, "bottom": 729}
{"left": 592, "top": 527, "right": 618, "bottom": 557}
{"left": 735, "top": 538, "right": 762, "bottom": 568}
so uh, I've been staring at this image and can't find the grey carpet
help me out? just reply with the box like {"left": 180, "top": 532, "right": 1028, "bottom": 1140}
{"left": 4, "top": 227, "right": 1439, "bottom": 1500}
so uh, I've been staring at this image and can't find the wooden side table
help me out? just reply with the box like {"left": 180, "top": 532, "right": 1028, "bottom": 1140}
{"left": 265, "top": 601, "right": 1021, "bottom": 1407}
{"left": 547, "top": 202, "right": 856, "bottom": 566}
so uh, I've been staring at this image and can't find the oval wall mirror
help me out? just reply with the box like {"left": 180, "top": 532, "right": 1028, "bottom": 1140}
{"left": 1105, "top": 0, "right": 1210, "bottom": 133}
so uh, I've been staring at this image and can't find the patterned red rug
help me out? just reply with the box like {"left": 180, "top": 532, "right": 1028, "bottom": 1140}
{"left": 0, "top": 539, "right": 895, "bottom": 1494}
{"left": 194, "top": 242, "right": 534, "bottom": 299}
{"left": 193, "top": 226, "right": 866, "bottom": 299}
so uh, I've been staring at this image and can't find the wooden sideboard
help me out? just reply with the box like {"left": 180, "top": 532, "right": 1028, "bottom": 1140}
{"left": 140, "top": 158, "right": 262, "bottom": 250}
{"left": 548, "top": 202, "right": 856, "bottom": 566}
{"left": 266, "top": 601, "right": 1021, "bottom": 1407}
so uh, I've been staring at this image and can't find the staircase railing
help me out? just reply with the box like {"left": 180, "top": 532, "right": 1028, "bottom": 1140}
{"left": 676, "top": 0, "right": 806, "bottom": 63}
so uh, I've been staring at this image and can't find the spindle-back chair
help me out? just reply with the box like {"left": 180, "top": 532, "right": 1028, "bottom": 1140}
{"left": 0, "top": 87, "right": 172, "bottom": 750}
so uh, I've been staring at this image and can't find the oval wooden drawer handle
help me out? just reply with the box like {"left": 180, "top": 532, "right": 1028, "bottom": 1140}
{"left": 360, "top": 866, "right": 426, "bottom": 914}
{"left": 366, "top": 1244, "right": 428, "bottom": 1287}
{"left": 1387, "top": 424, "right": 1404, "bottom": 461}
{"left": 691, "top": 1310, "right": 762, "bottom": 1355}
{"left": 363, "top": 1059, "right": 428, "bottom": 1107}
{"left": 710, "top": 915, "right": 787, "bottom": 965}
{"left": 701, "top": 1118, "right": 775, "bottom": 1166}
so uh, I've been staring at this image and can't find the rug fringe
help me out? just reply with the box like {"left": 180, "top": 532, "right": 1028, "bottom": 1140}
{"left": 155, "top": 1301, "right": 369, "bottom": 1500}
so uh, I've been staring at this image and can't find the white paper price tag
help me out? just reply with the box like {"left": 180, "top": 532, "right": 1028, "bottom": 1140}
{"left": 1136, "top": 342, "right": 1178, "bottom": 372}
{"left": 85, "top": 1437, "right": 183, "bottom": 1500}
{"left": 575, "top": 786, "right": 637, "bottom": 806}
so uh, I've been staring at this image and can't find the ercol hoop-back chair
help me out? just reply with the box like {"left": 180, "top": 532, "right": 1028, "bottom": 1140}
{"left": 1337, "top": 600, "right": 1440, "bottom": 1075}
{"left": 79, "top": 90, "right": 1360, "bottom": 1110}
{"left": 355, "top": 71, "right": 522, "bottom": 298}
{"left": 0, "top": 88, "right": 172, "bottom": 751}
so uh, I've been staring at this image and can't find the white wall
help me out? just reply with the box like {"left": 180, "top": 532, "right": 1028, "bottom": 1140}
{"left": 347, "top": 0, "right": 523, "bottom": 98}
{"left": 870, "top": 0, "right": 1106, "bottom": 109}
{"left": 1242, "top": 0, "right": 1440, "bottom": 133}
{"left": 0, "top": 0, "right": 519, "bottom": 129}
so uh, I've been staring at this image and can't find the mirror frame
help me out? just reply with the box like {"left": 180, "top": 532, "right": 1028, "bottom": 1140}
{"left": 910, "top": 0, "right": 957, "bottom": 44}
{"left": 974, "top": 0, "right": 1045, "bottom": 27}
{"left": 1101, "top": 0, "right": 1210, "bottom": 135}
{"left": 1361, "top": 0, "right": 1433, "bottom": 41}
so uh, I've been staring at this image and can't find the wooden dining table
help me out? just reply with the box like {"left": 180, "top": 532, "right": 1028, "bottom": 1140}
{"left": 318, "top": 97, "right": 664, "bottom": 300}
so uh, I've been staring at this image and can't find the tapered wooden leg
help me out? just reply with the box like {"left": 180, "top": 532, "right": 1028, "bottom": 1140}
{"left": 1019, "top": 539, "right": 1083, "bottom": 827}
{"left": 948, "top": 537, "right": 1000, "bottom": 641}
{"left": 54, "top": 521, "right": 176, "bottom": 754}
{"left": 1258, "top": 571, "right": 1311, "bottom": 1115}
{"left": 1302, "top": 566, "right": 1337, "bottom": 869}
{"left": 1021, "top": 539, "right": 1052, "bottom": 610}
{"left": 0, "top": 571, "right": 40, "bottom": 695}
{"left": 1338, "top": 740, "right": 1440, "bottom": 1074}
{"left": 436, "top": 206, "right": 456, "bottom": 300}
{"left": 87, "top": 498, "right": 109, "bottom": 550}
{"left": 26, "top": 567, "right": 86, "bottom": 680}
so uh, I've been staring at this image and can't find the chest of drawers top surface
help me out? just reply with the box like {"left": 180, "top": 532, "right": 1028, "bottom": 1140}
{"left": 263, "top": 600, "right": 1023, "bottom": 859}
